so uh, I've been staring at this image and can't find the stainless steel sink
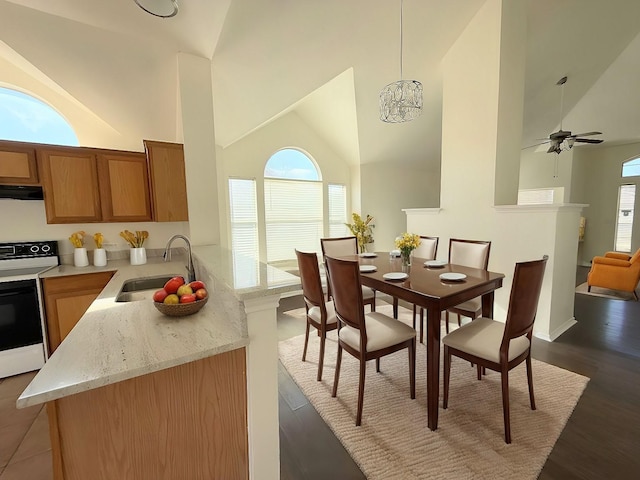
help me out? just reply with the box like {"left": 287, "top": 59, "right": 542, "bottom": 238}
{"left": 115, "top": 275, "right": 178, "bottom": 302}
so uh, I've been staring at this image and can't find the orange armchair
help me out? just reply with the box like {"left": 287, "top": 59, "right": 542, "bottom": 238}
{"left": 587, "top": 248, "right": 640, "bottom": 300}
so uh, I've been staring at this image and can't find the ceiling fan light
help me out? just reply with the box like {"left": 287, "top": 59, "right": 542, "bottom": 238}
{"left": 566, "top": 137, "right": 576, "bottom": 148}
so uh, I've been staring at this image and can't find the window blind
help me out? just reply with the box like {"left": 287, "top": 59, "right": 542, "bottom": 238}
{"left": 228, "top": 178, "right": 259, "bottom": 288}
{"left": 265, "top": 178, "right": 323, "bottom": 262}
{"left": 328, "top": 183, "right": 348, "bottom": 237}
{"left": 615, "top": 184, "right": 635, "bottom": 252}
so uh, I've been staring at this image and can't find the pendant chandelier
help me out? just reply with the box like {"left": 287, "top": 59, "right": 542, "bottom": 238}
{"left": 379, "top": 0, "right": 423, "bottom": 123}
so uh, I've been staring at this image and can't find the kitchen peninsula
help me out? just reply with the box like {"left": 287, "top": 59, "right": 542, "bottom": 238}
{"left": 17, "top": 245, "right": 300, "bottom": 480}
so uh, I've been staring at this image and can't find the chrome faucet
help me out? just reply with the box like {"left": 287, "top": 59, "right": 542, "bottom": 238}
{"left": 163, "top": 235, "right": 196, "bottom": 283}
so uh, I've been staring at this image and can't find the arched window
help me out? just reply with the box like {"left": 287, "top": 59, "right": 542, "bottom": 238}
{"left": 264, "top": 149, "right": 322, "bottom": 263}
{"left": 622, "top": 157, "right": 640, "bottom": 178}
{"left": 0, "top": 87, "right": 78, "bottom": 145}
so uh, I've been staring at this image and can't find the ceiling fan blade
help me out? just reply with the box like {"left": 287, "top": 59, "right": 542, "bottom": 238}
{"left": 523, "top": 141, "right": 551, "bottom": 149}
{"left": 574, "top": 138, "right": 603, "bottom": 144}
{"left": 571, "top": 131, "right": 602, "bottom": 137}
{"left": 547, "top": 143, "right": 560, "bottom": 154}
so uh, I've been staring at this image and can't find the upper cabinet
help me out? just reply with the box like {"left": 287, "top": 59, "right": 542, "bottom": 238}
{"left": 0, "top": 141, "right": 39, "bottom": 185}
{"left": 38, "top": 148, "right": 153, "bottom": 224}
{"left": 144, "top": 140, "right": 189, "bottom": 222}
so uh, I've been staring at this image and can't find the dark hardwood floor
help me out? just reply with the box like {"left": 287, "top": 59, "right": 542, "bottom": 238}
{"left": 277, "top": 268, "right": 640, "bottom": 479}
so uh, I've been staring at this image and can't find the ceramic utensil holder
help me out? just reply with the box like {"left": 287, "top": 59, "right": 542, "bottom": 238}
{"left": 93, "top": 248, "right": 107, "bottom": 267}
{"left": 130, "top": 247, "right": 147, "bottom": 265}
{"left": 73, "top": 247, "right": 89, "bottom": 267}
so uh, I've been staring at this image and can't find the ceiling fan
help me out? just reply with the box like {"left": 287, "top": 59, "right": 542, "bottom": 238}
{"left": 533, "top": 76, "right": 604, "bottom": 154}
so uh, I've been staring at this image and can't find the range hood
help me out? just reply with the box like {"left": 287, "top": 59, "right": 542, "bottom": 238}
{"left": 0, "top": 185, "right": 44, "bottom": 200}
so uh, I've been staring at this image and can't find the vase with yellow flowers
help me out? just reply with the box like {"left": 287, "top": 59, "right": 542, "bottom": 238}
{"left": 395, "top": 233, "right": 421, "bottom": 267}
{"left": 69, "top": 231, "right": 89, "bottom": 267}
{"left": 120, "top": 230, "right": 149, "bottom": 265}
{"left": 345, "top": 213, "right": 375, "bottom": 253}
{"left": 93, "top": 233, "right": 107, "bottom": 267}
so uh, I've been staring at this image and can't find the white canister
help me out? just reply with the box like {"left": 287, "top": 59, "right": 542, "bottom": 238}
{"left": 73, "top": 247, "right": 89, "bottom": 267}
{"left": 93, "top": 248, "right": 107, "bottom": 267}
{"left": 130, "top": 247, "right": 147, "bottom": 265}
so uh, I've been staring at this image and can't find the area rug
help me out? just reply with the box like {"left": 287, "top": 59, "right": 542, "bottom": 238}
{"left": 575, "top": 281, "right": 638, "bottom": 301}
{"left": 279, "top": 304, "right": 589, "bottom": 480}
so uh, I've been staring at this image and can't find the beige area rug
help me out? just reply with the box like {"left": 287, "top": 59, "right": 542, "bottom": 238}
{"left": 279, "top": 304, "right": 589, "bottom": 480}
{"left": 575, "top": 281, "right": 639, "bottom": 301}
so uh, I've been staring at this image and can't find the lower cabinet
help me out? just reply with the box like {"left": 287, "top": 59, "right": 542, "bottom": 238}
{"left": 42, "top": 271, "right": 115, "bottom": 354}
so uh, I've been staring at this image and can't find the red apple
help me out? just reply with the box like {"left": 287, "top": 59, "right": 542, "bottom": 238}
{"left": 152, "top": 289, "right": 168, "bottom": 303}
{"left": 164, "top": 276, "right": 185, "bottom": 294}
{"left": 189, "top": 280, "right": 206, "bottom": 291}
{"left": 195, "top": 288, "right": 208, "bottom": 300}
{"left": 179, "top": 293, "right": 196, "bottom": 304}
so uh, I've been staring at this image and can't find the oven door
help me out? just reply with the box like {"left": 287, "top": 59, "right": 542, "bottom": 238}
{"left": 0, "top": 279, "right": 44, "bottom": 352}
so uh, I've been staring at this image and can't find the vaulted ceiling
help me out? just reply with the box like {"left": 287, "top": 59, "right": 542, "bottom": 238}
{"left": 5, "top": 0, "right": 640, "bottom": 170}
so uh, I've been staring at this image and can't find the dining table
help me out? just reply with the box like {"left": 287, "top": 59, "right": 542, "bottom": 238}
{"left": 348, "top": 252, "right": 505, "bottom": 431}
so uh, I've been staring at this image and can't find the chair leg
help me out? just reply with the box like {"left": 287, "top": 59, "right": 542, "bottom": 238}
{"left": 476, "top": 364, "right": 482, "bottom": 380}
{"left": 412, "top": 304, "right": 417, "bottom": 330}
{"left": 371, "top": 291, "right": 376, "bottom": 311}
{"left": 526, "top": 354, "right": 536, "bottom": 410}
{"left": 302, "top": 322, "right": 311, "bottom": 362}
{"left": 501, "top": 367, "right": 512, "bottom": 444}
{"left": 393, "top": 297, "right": 398, "bottom": 319}
{"left": 443, "top": 346, "right": 451, "bottom": 409}
{"left": 376, "top": 358, "right": 380, "bottom": 373}
{"left": 457, "top": 313, "right": 462, "bottom": 327}
{"left": 445, "top": 311, "right": 450, "bottom": 334}
{"left": 317, "top": 331, "right": 326, "bottom": 382}
{"left": 356, "top": 358, "right": 366, "bottom": 426}
{"left": 409, "top": 339, "right": 416, "bottom": 399}
{"left": 332, "top": 345, "right": 343, "bottom": 398}
{"left": 419, "top": 308, "right": 424, "bottom": 344}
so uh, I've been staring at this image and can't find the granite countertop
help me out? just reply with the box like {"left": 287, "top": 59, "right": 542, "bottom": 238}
{"left": 17, "top": 245, "right": 300, "bottom": 408}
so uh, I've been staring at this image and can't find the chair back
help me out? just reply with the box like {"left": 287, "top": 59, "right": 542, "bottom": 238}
{"left": 325, "top": 256, "right": 366, "bottom": 334}
{"left": 413, "top": 236, "right": 439, "bottom": 260}
{"left": 630, "top": 247, "right": 640, "bottom": 265}
{"left": 295, "top": 249, "right": 326, "bottom": 311}
{"left": 321, "top": 236, "right": 358, "bottom": 259}
{"left": 449, "top": 238, "right": 491, "bottom": 269}
{"left": 502, "top": 255, "right": 548, "bottom": 346}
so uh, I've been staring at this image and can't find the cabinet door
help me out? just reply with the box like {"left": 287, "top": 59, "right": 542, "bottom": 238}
{"left": 97, "top": 152, "right": 152, "bottom": 222}
{"left": 42, "top": 271, "right": 114, "bottom": 354}
{"left": 38, "top": 148, "right": 102, "bottom": 223}
{"left": 0, "top": 141, "right": 38, "bottom": 185}
{"left": 144, "top": 140, "right": 189, "bottom": 222}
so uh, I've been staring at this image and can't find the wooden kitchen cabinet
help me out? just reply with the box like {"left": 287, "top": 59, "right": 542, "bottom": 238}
{"left": 38, "top": 148, "right": 152, "bottom": 223}
{"left": 42, "top": 271, "right": 115, "bottom": 354}
{"left": 0, "top": 140, "right": 39, "bottom": 185}
{"left": 144, "top": 140, "right": 189, "bottom": 222}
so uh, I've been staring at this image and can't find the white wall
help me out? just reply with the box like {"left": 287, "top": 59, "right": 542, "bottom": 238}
{"left": 361, "top": 161, "right": 438, "bottom": 251}
{"left": 519, "top": 148, "right": 574, "bottom": 202}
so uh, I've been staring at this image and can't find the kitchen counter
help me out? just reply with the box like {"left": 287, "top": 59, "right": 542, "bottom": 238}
{"left": 17, "top": 245, "right": 301, "bottom": 408}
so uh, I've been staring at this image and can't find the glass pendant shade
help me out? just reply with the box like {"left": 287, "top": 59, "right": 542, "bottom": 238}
{"left": 380, "top": 80, "right": 423, "bottom": 123}
{"left": 134, "top": 0, "right": 178, "bottom": 18}
{"left": 379, "top": 0, "right": 423, "bottom": 123}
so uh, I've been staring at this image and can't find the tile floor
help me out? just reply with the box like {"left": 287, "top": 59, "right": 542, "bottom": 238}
{"left": 0, "top": 371, "right": 52, "bottom": 480}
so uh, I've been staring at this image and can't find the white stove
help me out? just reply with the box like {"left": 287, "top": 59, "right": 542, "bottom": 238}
{"left": 0, "top": 241, "right": 59, "bottom": 379}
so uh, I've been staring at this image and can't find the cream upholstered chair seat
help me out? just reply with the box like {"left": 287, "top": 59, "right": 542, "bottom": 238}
{"left": 338, "top": 312, "right": 416, "bottom": 352}
{"left": 308, "top": 302, "right": 338, "bottom": 325}
{"left": 450, "top": 298, "right": 481, "bottom": 314}
{"left": 443, "top": 317, "right": 530, "bottom": 363}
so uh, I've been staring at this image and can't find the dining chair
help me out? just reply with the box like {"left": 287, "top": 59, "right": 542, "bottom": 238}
{"left": 320, "top": 236, "right": 376, "bottom": 312}
{"left": 442, "top": 255, "right": 548, "bottom": 443}
{"left": 411, "top": 236, "right": 439, "bottom": 343}
{"left": 445, "top": 238, "right": 492, "bottom": 333}
{"left": 295, "top": 249, "right": 340, "bottom": 381}
{"left": 325, "top": 255, "right": 416, "bottom": 426}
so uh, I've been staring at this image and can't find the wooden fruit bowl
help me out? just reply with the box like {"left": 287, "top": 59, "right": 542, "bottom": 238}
{"left": 153, "top": 296, "right": 208, "bottom": 317}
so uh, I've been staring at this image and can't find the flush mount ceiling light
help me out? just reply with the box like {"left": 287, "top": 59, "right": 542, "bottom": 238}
{"left": 379, "top": 0, "right": 423, "bottom": 123}
{"left": 134, "top": 0, "right": 179, "bottom": 18}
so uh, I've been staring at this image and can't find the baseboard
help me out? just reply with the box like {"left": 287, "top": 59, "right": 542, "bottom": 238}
{"left": 534, "top": 317, "right": 577, "bottom": 342}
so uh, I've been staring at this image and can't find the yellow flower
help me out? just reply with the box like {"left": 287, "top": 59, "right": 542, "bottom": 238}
{"left": 68, "top": 231, "right": 86, "bottom": 248}
{"left": 93, "top": 233, "right": 104, "bottom": 249}
{"left": 395, "top": 233, "right": 421, "bottom": 254}
{"left": 120, "top": 230, "right": 149, "bottom": 248}
{"left": 345, "top": 213, "right": 375, "bottom": 253}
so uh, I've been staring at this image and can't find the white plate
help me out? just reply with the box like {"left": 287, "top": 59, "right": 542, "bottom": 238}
{"left": 359, "top": 252, "right": 377, "bottom": 258}
{"left": 439, "top": 272, "right": 467, "bottom": 281}
{"left": 359, "top": 265, "right": 377, "bottom": 273}
{"left": 425, "top": 260, "right": 446, "bottom": 268}
{"left": 383, "top": 272, "right": 408, "bottom": 281}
